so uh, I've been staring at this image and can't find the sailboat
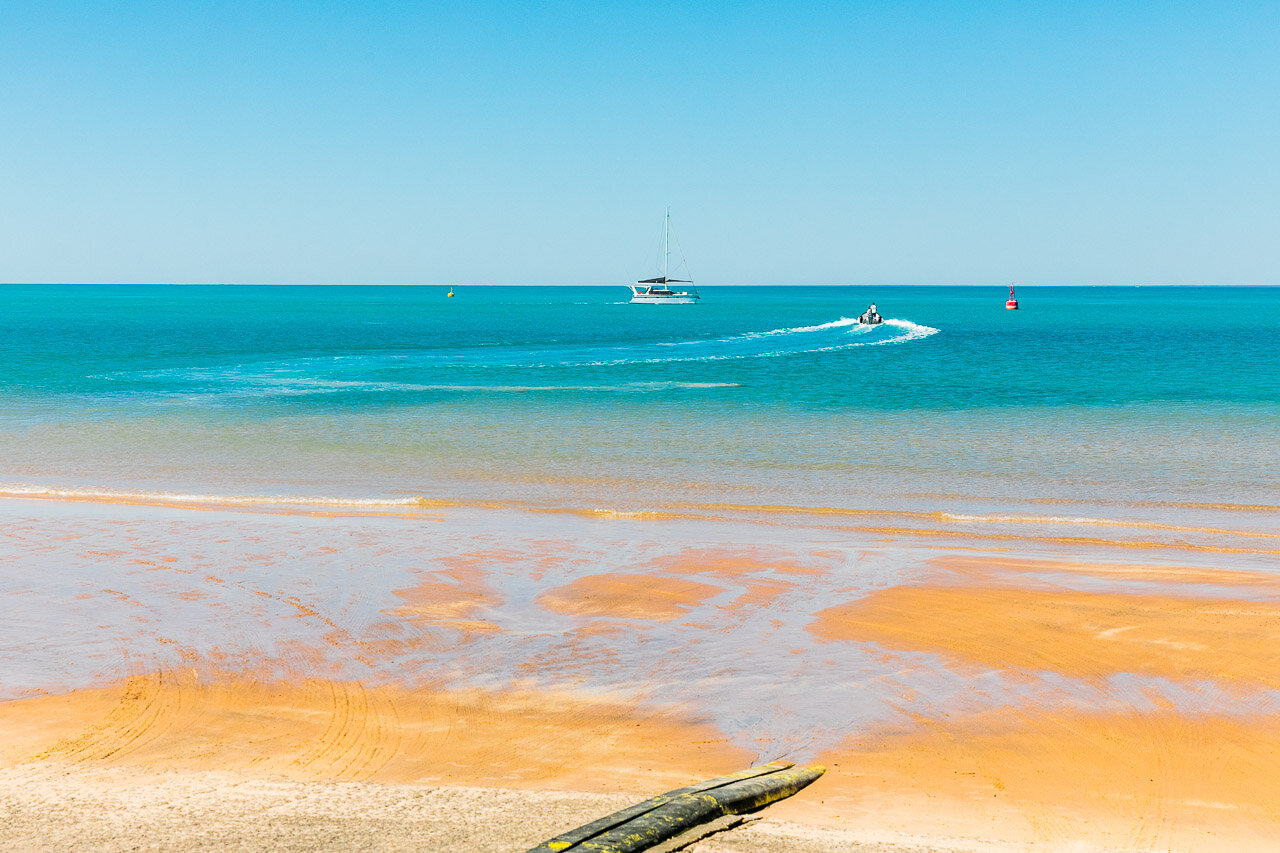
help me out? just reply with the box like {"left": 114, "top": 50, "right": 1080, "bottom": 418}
{"left": 629, "top": 209, "right": 699, "bottom": 304}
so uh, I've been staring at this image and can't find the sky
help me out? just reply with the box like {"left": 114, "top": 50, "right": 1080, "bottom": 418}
{"left": 2, "top": 1, "right": 1278, "bottom": 285}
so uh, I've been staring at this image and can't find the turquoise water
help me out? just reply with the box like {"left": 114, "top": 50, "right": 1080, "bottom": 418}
{"left": 2, "top": 284, "right": 1278, "bottom": 517}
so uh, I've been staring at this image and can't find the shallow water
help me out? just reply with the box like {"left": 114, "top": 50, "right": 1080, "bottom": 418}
{"left": 6, "top": 497, "right": 1278, "bottom": 762}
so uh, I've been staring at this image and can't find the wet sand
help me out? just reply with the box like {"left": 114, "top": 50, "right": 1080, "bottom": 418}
{"left": 5, "top": 676, "right": 1280, "bottom": 851}
{"left": 810, "top": 585, "right": 1280, "bottom": 686}
{"left": 3, "top": 496, "right": 1280, "bottom": 850}
{"left": 0, "top": 674, "right": 750, "bottom": 788}
{"left": 0, "top": 676, "right": 938, "bottom": 852}
{"left": 793, "top": 709, "right": 1280, "bottom": 852}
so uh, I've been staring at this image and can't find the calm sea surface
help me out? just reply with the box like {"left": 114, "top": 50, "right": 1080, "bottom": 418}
{"left": 2, "top": 284, "right": 1277, "bottom": 521}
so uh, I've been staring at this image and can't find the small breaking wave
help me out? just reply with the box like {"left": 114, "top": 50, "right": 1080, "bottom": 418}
{"left": 940, "top": 512, "right": 1280, "bottom": 539}
{"left": 0, "top": 484, "right": 442, "bottom": 509}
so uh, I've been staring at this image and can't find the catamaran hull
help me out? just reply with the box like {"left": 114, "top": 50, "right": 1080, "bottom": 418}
{"left": 630, "top": 294, "right": 699, "bottom": 304}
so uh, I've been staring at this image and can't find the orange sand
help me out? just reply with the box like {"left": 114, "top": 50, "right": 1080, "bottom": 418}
{"left": 644, "top": 546, "right": 829, "bottom": 578}
{"left": 790, "top": 563, "right": 1280, "bottom": 848}
{"left": 642, "top": 546, "right": 825, "bottom": 612}
{"left": 9, "top": 673, "right": 1280, "bottom": 850}
{"left": 538, "top": 572, "right": 726, "bottom": 621}
{"left": 810, "top": 585, "right": 1280, "bottom": 687}
{"left": 927, "top": 554, "right": 1280, "bottom": 591}
{"left": 391, "top": 564, "right": 503, "bottom": 634}
{"left": 772, "top": 708, "right": 1280, "bottom": 852}
{"left": 0, "top": 672, "right": 749, "bottom": 794}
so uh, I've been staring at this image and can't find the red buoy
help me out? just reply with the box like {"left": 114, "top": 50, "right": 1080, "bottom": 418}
{"left": 1005, "top": 284, "right": 1019, "bottom": 310}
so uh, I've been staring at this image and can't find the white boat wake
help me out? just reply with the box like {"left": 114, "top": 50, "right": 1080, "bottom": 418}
{"left": 103, "top": 316, "right": 941, "bottom": 396}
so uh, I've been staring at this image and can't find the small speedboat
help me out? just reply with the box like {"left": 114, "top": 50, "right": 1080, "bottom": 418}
{"left": 858, "top": 303, "right": 883, "bottom": 325}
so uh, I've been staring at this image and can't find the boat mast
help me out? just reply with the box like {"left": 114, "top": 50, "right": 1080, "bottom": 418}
{"left": 663, "top": 207, "right": 670, "bottom": 283}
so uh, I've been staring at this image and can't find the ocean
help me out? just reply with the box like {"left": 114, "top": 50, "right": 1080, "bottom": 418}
{"left": 2, "top": 284, "right": 1277, "bottom": 533}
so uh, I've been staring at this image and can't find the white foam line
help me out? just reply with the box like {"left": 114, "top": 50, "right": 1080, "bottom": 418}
{"left": 0, "top": 484, "right": 432, "bottom": 509}
{"left": 193, "top": 380, "right": 743, "bottom": 395}
{"left": 943, "top": 513, "right": 1139, "bottom": 526}
{"left": 940, "top": 512, "right": 1280, "bottom": 540}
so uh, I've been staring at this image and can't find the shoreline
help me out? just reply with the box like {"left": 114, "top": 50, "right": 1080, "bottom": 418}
{"left": 2, "top": 489, "right": 1277, "bottom": 560}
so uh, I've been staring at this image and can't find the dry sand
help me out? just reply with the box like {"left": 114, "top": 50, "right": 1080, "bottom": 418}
{"left": 0, "top": 763, "right": 968, "bottom": 853}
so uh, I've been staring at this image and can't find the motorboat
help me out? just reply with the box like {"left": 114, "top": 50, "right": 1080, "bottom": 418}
{"left": 858, "top": 303, "right": 883, "bottom": 325}
{"left": 629, "top": 209, "right": 699, "bottom": 304}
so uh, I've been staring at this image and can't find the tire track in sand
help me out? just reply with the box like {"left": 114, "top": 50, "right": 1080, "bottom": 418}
{"left": 289, "top": 680, "right": 401, "bottom": 781}
{"left": 38, "top": 672, "right": 187, "bottom": 763}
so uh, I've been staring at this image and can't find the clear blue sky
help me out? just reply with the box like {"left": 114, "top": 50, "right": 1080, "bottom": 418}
{"left": 2, "top": 1, "right": 1277, "bottom": 285}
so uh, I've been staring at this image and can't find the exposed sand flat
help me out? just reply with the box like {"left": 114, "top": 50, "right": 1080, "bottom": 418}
{"left": 927, "top": 554, "right": 1280, "bottom": 590}
{"left": 0, "top": 677, "right": 977, "bottom": 852}
{"left": 810, "top": 585, "right": 1280, "bottom": 687}
{"left": 790, "top": 564, "right": 1280, "bottom": 849}
{"left": 5, "top": 673, "right": 1280, "bottom": 850}
{"left": 392, "top": 565, "right": 504, "bottom": 634}
{"left": 787, "top": 710, "right": 1280, "bottom": 853}
{"left": 0, "top": 674, "right": 750, "bottom": 789}
{"left": 538, "top": 572, "right": 728, "bottom": 621}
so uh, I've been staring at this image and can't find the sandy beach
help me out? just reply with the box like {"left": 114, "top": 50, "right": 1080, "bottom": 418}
{"left": 2, "top": 494, "right": 1279, "bottom": 851}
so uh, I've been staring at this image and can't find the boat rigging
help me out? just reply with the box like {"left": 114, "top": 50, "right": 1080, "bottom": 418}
{"left": 629, "top": 209, "right": 699, "bottom": 304}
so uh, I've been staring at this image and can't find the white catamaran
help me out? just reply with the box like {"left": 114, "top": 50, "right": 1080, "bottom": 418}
{"left": 629, "top": 209, "right": 699, "bottom": 304}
